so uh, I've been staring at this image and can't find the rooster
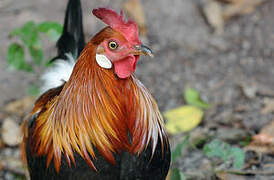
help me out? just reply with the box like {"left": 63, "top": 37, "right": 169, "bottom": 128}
{"left": 22, "top": 0, "right": 171, "bottom": 179}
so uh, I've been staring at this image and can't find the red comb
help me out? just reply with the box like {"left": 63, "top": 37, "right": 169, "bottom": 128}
{"left": 92, "top": 7, "right": 140, "bottom": 44}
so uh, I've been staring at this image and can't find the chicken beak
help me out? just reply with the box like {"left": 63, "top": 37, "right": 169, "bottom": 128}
{"left": 133, "top": 44, "right": 154, "bottom": 58}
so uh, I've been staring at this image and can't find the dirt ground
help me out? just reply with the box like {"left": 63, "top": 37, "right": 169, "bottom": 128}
{"left": 0, "top": 0, "right": 274, "bottom": 179}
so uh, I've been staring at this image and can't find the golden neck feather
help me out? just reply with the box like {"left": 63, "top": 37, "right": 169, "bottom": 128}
{"left": 31, "top": 45, "right": 167, "bottom": 172}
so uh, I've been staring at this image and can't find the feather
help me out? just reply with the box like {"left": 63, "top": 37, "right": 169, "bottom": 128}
{"left": 41, "top": 0, "right": 85, "bottom": 93}
{"left": 54, "top": 0, "right": 85, "bottom": 61}
{"left": 40, "top": 53, "right": 75, "bottom": 93}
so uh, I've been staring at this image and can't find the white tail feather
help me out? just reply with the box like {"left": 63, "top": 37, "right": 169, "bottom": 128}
{"left": 40, "top": 53, "right": 75, "bottom": 93}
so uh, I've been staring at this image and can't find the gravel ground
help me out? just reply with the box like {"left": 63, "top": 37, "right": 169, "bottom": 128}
{"left": 0, "top": 0, "right": 274, "bottom": 179}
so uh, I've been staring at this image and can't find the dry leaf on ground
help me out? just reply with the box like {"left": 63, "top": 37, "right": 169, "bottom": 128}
{"left": 5, "top": 96, "right": 36, "bottom": 117}
{"left": 1, "top": 118, "right": 22, "bottom": 146}
{"left": 201, "top": 0, "right": 266, "bottom": 33}
{"left": 240, "top": 82, "right": 258, "bottom": 99}
{"left": 261, "top": 98, "right": 274, "bottom": 115}
{"left": 223, "top": 0, "right": 265, "bottom": 20}
{"left": 217, "top": 0, "right": 244, "bottom": 3}
{"left": 0, "top": 156, "right": 25, "bottom": 175}
{"left": 216, "top": 172, "right": 248, "bottom": 180}
{"left": 123, "top": 0, "right": 147, "bottom": 36}
{"left": 245, "top": 120, "right": 274, "bottom": 154}
{"left": 0, "top": 139, "right": 4, "bottom": 150}
{"left": 202, "top": 0, "right": 224, "bottom": 34}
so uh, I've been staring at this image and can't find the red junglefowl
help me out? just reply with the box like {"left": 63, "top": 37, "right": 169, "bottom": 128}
{"left": 22, "top": 0, "right": 171, "bottom": 179}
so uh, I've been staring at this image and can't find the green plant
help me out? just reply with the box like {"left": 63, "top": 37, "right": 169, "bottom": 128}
{"left": 203, "top": 139, "right": 245, "bottom": 170}
{"left": 168, "top": 88, "right": 211, "bottom": 180}
{"left": 172, "top": 135, "right": 190, "bottom": 162}
{"left": 184, "top": 88, "right": 210, "bottom": 109}
{"left": 6, "top": 21, "right": 62, "bottom": 72}
{"left": 169, "top": 137, "right": 245, "bottom": 180}
{"left": 170, "top": 168, "right": 186, "bottom": 180}
{"left": 170, "top": 135, "right": 189, "bottom": 180}
{"left": 165, "top": 88, "right": 210, "bottom": 134}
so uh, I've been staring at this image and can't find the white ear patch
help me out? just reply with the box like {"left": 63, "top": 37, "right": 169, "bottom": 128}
{"left": 96, "top": 54, "right": 112, "bottom": 69}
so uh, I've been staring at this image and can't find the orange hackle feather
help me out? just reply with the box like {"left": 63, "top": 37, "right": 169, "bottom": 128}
{"left": 23, "top": 27, "right": 168, "bottom": 172}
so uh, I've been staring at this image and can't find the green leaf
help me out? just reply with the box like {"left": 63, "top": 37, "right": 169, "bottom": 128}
{"left": 203, "top": 139, "right": 230, "bottom": 161}
{"left": 37, "top": 22, "right": 62, "bottom": 41}
{"left": 22, "top": 63, "right": 33, "bottom": 72}
{"left": 9, "top": 28, "right": 21, "bottom": 37}
{"left": 172, "top": 135, "right": 190, "bottom": 162}
{"left": 184, "top": 88, "right": 210, "bottom": 109}
{"left": 37, "top": 22, "right": 62, "bottom": 33}
{"left": 240, "top": 136, "right": 252, "bottom": 147}
{"left": 29, "top": 46, "right": 43, "bottom": 65}
{"left": 46, "top": 29, "right": 62, "bottom": 41}
{"left": 7, "top": 43, "right": 24, "bottom": 69}
{"left": 7, "top": 43, "right": 20, "bottom": 64}
{"left": 229, "top": 147, "right": 245, "bottom": 169}
{"left": 19, "top": 21, "right": 37, "bottom": 46}
{"left": 7, "top": 21, "right": 63, "bottom": 72}
{"left": 6, "top": 43, "right": 33, "bottom": 72}
{"left": 170, "top": 168, "right": 186, "bottom": 180}
{"left": 29, "top": 31, "right": 41, "bottom": 49}
{"left": 21, "top": 21, "right": 36, "bottom": 32}
{"left": 10, "top": 21, "right": 41, "bottom": 48}
{"left": 203, "top": 139, "right": 245, "bottom": 170}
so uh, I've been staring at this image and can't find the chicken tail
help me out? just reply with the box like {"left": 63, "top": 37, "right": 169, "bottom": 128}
{"left": 54, "top": 0, "right": 85, "bottom": 61}
{"left": 41, "top": 0, "right": 85, "bottom": 92}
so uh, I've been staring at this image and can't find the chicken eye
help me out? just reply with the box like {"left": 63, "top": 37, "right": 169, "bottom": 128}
{"left": 108, "top": 41, "right": 118, "bottom": 50}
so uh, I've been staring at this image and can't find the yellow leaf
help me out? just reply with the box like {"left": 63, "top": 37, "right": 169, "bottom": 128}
{"left": 164, "top": 105, "right": 203, "bottom": 134}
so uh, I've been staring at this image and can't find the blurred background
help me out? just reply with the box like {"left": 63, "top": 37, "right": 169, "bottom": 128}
{"left": 0, "top": 0, "right": 274, "bottom": 179}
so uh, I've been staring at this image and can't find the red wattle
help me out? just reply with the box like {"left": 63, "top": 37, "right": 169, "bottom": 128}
{"left": 113, "top": 56, "right": 136, "bottom": 79}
